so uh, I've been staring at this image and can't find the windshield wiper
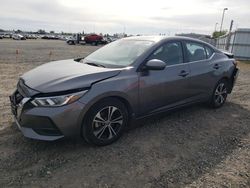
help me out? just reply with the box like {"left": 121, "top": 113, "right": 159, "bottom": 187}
{"left": 85, "top": 62, "right": 105, "bottom": 68}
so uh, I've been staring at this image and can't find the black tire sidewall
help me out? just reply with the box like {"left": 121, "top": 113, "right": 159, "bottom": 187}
{"left": 82, "top": 98, "right": 128, "bottom": 146}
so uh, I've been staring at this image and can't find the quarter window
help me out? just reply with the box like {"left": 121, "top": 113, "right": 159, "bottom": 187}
{"left": 185, "top": 42, "right": 206, "bottom": 62}
{"left": 205, "top": 46, "right": 214, "bottom": 58}
{"left": 149, "top": 42, "right": 183, "bottom": 66}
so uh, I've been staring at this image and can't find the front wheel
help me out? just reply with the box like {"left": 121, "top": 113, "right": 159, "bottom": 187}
{"left": 82, "top": 98, "right": 129, "bottom": 146}
{"left": 209, "top": 79, "right": 228, "bottom": 108}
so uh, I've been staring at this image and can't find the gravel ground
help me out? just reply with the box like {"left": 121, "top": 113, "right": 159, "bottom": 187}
{"left": 0, "top": 39, "right": 249, "bottom": 188}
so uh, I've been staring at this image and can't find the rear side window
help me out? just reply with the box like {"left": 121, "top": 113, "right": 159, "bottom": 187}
{"left": 149, "top": 42, "right": 183, "bottom": 66}
{"left": 185, "top": 42, "right": 206, "bottom": 62}
{"left": 205, "top": 46, "right": 214, "bottom": 58}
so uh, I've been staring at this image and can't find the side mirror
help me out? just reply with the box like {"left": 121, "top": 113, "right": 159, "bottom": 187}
{"left": 144, "top": 59, "right": 166, "bottom": 71}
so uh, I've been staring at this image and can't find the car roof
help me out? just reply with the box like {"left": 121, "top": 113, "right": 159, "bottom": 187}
{"left": 123, "top": 35, "right": 212, "bottom": 44}
{"left": 122, "top": 36, "right": 166, "bottom": 42}
{"left": 122, "top": 35, "right": 217, "bottom": 51}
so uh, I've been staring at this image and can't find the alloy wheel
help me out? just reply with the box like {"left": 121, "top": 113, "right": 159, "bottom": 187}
{"left": 214, "top": 83, "right": 227, "bottom": 105}
{"left": 92, "top": 106, "right": 123, "bottom": 140}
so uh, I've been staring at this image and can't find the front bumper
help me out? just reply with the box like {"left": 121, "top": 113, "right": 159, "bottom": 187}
{"left": 10, "top": 90, "right": 86, "bottom": 141}
{"left": 14, "top": 117, "right": 64, "bottom": 141}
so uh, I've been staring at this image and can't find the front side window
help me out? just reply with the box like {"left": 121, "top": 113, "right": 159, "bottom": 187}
{"left": 185, "top": 42, "right": 206, "bottom": 62}
{"left": 148, "top": 42, "right": 183, "bottom": 66}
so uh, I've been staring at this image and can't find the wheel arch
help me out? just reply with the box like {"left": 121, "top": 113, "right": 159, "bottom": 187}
{"left": 220, "top": 76, "right": 232, "bottom": 90}
{"left": 87, "top": 95, "right": 133, "bottom": 117}
{"left": 78, "top": 93, "right": 134, "bottom": 136}
{"left": 220, "top": 76, "right": 230, "bottom": 83}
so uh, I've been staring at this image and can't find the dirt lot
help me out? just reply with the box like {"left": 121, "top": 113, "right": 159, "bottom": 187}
{"left": 0, "top": 39, "right": 249, "bottom": 188}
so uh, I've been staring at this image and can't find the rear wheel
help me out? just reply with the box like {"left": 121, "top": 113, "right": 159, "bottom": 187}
{"left": 82, "top": 98, "right": 128, "bottom": 146}
{"left": 209, "top": 79, "right": 228, "bottom": 108}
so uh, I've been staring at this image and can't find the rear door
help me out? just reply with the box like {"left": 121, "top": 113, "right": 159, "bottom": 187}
{"left": 138, "top": 41, "right": 191, "bottom": 115}
{"left": 183, "top": 41, "right": 219, "bottom": 100}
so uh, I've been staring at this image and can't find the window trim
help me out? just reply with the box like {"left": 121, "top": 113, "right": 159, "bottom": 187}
{"left": 183, "top": 53, "right": 215, "bottom": 65}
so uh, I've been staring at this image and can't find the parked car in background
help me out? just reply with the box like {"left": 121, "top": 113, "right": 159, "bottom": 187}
{"left": 66, "top": 33, "right": 107, "bottom": 45}
{"left": 41, "top": 35, "right": 59, "bottom": 40}
{"left": 66, "top": 36, "right": 76, "bottom": 45}
{"left": 12, "top": 34, "right": 26, "bottom": 40}
{"left": 103, "top": 36, "right": 116, "bottom": 43}
{"left": 3, "top": 34, "right": 12, "bottom": 38}
{"left": 10, "top": 36, "right": 238, "bottom": 146}
{"left": 0, "top": 35, "right": 3, "bottom": 39}
{"left": 25, "top": 35, "right": 37, "bottom": 39}
{"left": 58, "top": 35, "right": 68, "bottom": 41}
{"left": 84, "top": 34, "right": 103, "bottom": 45}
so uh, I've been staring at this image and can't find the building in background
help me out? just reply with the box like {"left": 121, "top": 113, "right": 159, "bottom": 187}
{"left": 216, "top": 28, "right": 250, "bottom": 60}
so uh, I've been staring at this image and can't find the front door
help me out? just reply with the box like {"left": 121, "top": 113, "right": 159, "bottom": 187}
{"left": 138, "top": 41, "right": 191, "bottom": 115}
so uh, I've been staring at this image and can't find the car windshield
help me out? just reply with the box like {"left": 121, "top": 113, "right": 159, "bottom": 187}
{"left": 82, "top": 39, "right": 154, "bottom": 67}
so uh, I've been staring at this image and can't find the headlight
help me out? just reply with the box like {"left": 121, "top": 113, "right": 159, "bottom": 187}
{"left": 31, "top": 90, "right": 87, "bottom": 107}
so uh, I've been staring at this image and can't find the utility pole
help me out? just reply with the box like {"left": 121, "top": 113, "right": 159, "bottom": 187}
{"left": 225, "top": 20, "right": 234, "bottom": 51}
{"left": 214, "top": 22, "right": 218, "bottom": 32}
{"left": 229, "top": 20, "right": 234, "bottom": 32}
{"left": 220, "top": 8, "right": 228, "bottom": 32}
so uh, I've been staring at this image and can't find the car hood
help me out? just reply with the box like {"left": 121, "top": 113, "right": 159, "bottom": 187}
{"left": 21, "top": 59, "right": 121, "bottom": 93}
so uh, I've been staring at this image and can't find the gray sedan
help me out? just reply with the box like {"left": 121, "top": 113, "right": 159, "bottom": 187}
{"left": 10, "top": 36, "right": 238, "bottom": 145}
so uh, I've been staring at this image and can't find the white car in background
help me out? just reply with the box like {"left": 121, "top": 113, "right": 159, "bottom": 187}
{"left": 12, "top": 34, "right": 26, "bottom": 40}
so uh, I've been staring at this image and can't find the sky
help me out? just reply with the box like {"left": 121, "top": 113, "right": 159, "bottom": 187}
{"left": 1, "top": 0, "right": 250, "bottom": 35}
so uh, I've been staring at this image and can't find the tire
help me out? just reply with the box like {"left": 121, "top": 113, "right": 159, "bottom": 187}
{"left": 82, "top": 98, "right": 129, "bottom": 146}
{"left": 209, "top": 79, "right": 229, "bottom": 108}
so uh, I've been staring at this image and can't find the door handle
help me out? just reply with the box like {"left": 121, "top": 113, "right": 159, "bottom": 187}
{"left": 179, "top": 70, "right": 189, "bottom": 77}
{"left": 213, "top": 64, "right": 220, "bottom": 69}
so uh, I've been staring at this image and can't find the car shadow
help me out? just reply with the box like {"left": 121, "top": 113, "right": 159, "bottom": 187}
{"left": 1, "top": 102, "right": 249, "bottom": 187}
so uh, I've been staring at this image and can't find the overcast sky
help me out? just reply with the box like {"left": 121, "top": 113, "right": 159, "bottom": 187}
{"left": 1, "top": 0, "right": 250, "bottom": 35}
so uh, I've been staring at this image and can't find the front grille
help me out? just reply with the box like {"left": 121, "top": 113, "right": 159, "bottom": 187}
{"left": 15, "top": 90, "right": 24, "bottom": 104}
{"left": 10, "top": 80, "right": 31, "bottom": 117}
{"left": 10, "top": 99, "right": 17, "bottom": 116}
{"left": 9, "top": 90, "right": 23, "bottom": 116}
{"left": 10, "top": 89, "right": 24, "bottom": 106}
